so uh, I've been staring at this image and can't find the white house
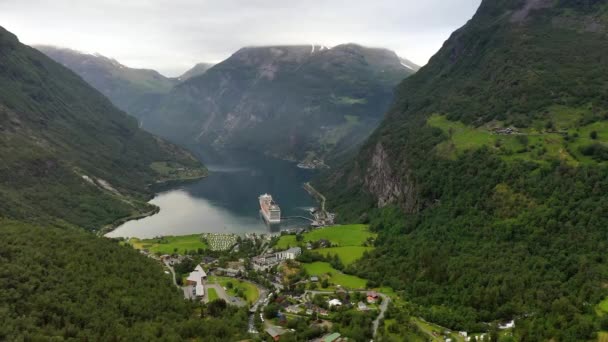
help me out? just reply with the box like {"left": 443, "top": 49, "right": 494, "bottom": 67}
{"left": 187, "top": 265, "right": 207, "bottom": 297}
{"left": 276, "top": 247, "right": 302, "bottom": 260}
{"left": 328, "top": 299, "right": 342, "bottom": 307}
{"left": 499, "top": 320, "right": 515, "bottom": 330}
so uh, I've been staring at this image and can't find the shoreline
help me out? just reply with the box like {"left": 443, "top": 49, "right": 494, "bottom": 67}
{"left": 98, "top": 205, "right": 160, "bottom": 237}
{"left": 100, "top": 174, "right": 208, "bottom": 237}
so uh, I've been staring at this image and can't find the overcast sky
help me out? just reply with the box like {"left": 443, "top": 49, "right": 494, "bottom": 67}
{"left": 0, "top": 0, "right": 481, "bottom": 76}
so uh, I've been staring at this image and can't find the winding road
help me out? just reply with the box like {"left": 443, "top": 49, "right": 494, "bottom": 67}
{"left": 163, "top": 261, "right": 179, "bottom": 288}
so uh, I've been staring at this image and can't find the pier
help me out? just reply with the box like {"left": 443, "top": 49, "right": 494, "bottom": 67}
{"left": 281, "top": 216, "right": 315, "bottom": 222}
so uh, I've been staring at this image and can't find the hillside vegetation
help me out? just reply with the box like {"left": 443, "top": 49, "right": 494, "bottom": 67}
{"left": 317, "top": 1, "right": 608, "bottom": 339}
{"left": 0, "top": 220, "right": 249, "bottom": 341}
{"left": 0, "top": 27, "right": 206, "bottom": 230}
{"left": 35, "top": 46, "right": 177, "bottom": 121}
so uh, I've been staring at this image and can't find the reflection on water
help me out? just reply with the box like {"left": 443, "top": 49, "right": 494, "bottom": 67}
{"left": 105, "top": 149, "right": 316, "bottom": 239}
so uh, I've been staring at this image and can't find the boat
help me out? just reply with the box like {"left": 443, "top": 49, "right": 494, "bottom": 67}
{"left": 259, "top": 193, "right": 281, "bottom": 223}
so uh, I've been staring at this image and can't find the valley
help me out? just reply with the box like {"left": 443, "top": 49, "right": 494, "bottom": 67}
{"left": 2, "top": 0, "right": 608, "bottom": 340}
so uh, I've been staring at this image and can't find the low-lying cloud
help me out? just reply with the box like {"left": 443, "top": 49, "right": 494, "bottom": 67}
{"left": 0, "top": 0, "right": 481, "bottom": 76}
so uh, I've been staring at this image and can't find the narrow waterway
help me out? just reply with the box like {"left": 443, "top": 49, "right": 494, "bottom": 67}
{"left": 106, "top": 148, "right": 317, "bottom": 239}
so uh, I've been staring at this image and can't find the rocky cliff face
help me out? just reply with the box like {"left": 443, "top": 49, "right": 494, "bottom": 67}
{"left": 363, "top": 142, "right": 418, "bottom": 211}
{"left": 319, "top": 0, "right": 608, "bottom": 216}
{"left": 145, "top": 44, "right": 417, "bottom": 164}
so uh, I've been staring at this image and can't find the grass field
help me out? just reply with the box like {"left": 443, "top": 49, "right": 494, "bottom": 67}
{"left": 428, "top": 113, "right": 608, "bottom": 166}
{"left": 207, "top": 287, "right": 219, "bottom": 302}
{"left": 275, "top": 235, "right": 298, "bottom": 249}
{"left": 208, "top": 276, "right": 259, "bottom": 304}
{"left": 277, "top": 225, "right": 376, "bottom": 266}
{"left": 302, "top": 262, "right": 367, "bottom": 289}
{"left": 276, "top": 225, "right": 376, "bottom": 266}
{"left": 277, "top": 224, "right": 375, "bottom": 249}
{"left": 314, "top": 246, "right": 374, "bottom": 266}
{"left": 305, "top": 224, "right": 375, "bottom": 246}
{"left": 596, "top": 297, "right": 608, "bottom": 316}
{"left": 129, "top": 234, "right": 207, "bottom": 255}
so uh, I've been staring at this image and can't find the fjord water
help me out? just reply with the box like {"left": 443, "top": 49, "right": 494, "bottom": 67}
{"left": 105, "top": 149, "right": 316, "bottom": 239}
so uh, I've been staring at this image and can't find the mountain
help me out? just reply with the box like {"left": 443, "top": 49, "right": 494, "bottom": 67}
{"left": 144, "top": 44, "right": 417, "bottom": 166}
{"left": 317, "top": 0, "right": 608, "bottom": 339}
{"left": 0, "top": 27, "right": 249, "bottom": 341}
{"left": 0, "top": 28, "right": 206, "bottom": 231}
{"left": 178, "top": 62, "right": 214, "bottom": 81}
{"left": 35, "top": 45, "right": 177, "bottom": 121}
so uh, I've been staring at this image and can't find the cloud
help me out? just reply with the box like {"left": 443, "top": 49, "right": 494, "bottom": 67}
{"left": 0, "top": 0, "right": 481, "bottom": 76}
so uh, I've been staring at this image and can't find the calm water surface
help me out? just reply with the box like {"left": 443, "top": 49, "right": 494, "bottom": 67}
{"left": 105, "top": 149, "right": 316, "bottom": 239}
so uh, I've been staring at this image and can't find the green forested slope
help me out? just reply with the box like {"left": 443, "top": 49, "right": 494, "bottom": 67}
{"left": 35, "top": 45, "right": 177, "bottom": 121}
{"left": 0, "top": 27, "right": 243, "bottom": 340}
{"left": 318, "top": 0, "right": 608, "bottom": 339}
{"left": 0, "top": 26, "right": 205, "bottom": 230}
{"left": 0, "top": 220, "right": 249, "bottom": 341}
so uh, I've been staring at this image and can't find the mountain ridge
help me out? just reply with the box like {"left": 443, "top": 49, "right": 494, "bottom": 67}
{"left": 35, "top": 45, "right": 178, "bottom": 122}
{"left": 145, "top": 43, "right": 418, "bottom": 165}
{"left": 0, "top": 27, "right": 206, "bottom": 230}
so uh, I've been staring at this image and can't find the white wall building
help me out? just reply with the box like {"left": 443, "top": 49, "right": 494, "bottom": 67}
{"left": 276, "top": 247, "right": 302, "bottom": 260}
{"left": 187, "top": 265, "right": 207, "bottom": 297}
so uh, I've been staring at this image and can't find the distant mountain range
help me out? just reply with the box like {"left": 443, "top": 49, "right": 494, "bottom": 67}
{"left": 39, "top": 44, "right": 418, "bottom": 166}
{"left": 178, "top": 62, "right": 215, "bottom": 81}
{"left": 35, "top": 46, "right": 214, "bottom": 121}
{"left": 147, "top": 44, "right": 417, "bottom": 165}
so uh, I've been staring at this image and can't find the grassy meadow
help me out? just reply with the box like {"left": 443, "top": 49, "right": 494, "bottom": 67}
{"left": 208, "top": 276, "right": 259, "bottom": 304}
{"left": 276, "top": 224, "right": 376, "bottom": 266}
{"left": 428, "top": 110, "right": 608, "bottom": 165}
{"left": 129, "top": 234, "right": 207, "bottom": 255}
{"left": 302, "top": 262, "right": 367, "bottom": 289}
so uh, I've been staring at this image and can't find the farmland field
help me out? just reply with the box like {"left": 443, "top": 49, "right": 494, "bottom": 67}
{"left": 129, "top": 234, "right": 207, "bottom": 255}
{"left": 302, "top": 262, "right": 367, "bottom": 289}
{"left": 314, "top": 246, "right": 373, "bottom": 266}
{"left": 208, "top": 276, "right": 259, "bottom": 303}
{"left": 277, "top": 224, "right": 375, "bottom": 248}
{"left": 277, "top": 224, "right": 376, "bottom": 266}
{"left": 305, "top": 224, "right": 375, "bottom": 246}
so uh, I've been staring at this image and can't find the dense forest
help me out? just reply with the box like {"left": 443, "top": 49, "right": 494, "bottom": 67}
{"left": 317, "top": 0, "right": 608, "bottom": 340}
{"left": 0, "top": 220, "right": 249, "bottom": 341}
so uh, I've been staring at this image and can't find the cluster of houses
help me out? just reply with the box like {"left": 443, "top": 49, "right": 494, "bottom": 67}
{"left": 252, "top": 247, "right": 302, "bottom": 271}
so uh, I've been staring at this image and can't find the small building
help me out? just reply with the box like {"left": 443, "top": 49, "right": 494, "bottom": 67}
{"left": 318, "top": 239, "right": 331, "bottom": 248}
{"left": 499, "top": 320, "right": 515, "bottom": 330}
{"left": 286, "top": 305, "right": 301, "bottom": 314}
{"left": 357, "top": 302, "right": 368, "bottom": 311}
{"left": 276, "top": 247, "right": 302, "bottom": 260}
{"left": 366, "top": 291, "right": 379, "bottom": 304}
{"left": 328, "top": 298, "right": 342, "bottom": 307}
{"left": 266, "top": 326, "right": 287, "bottom": 341}
{"left": 310, "top": 276, "right": 319, "bottom": 282}
{"left": 318, "top": 332, "right": 347, "bottom": 342}
{"left": 186, "top": 265, "right": 207, "bottom": 297}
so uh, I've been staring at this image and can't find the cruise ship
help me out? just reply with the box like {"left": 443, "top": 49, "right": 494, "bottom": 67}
{"left": 259, "top": 194, "right": 281, "bottom": 223}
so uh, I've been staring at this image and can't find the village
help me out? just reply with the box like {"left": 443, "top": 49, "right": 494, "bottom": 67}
{"left": 128, "top": 223, "right": 516, "bottom": 342}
